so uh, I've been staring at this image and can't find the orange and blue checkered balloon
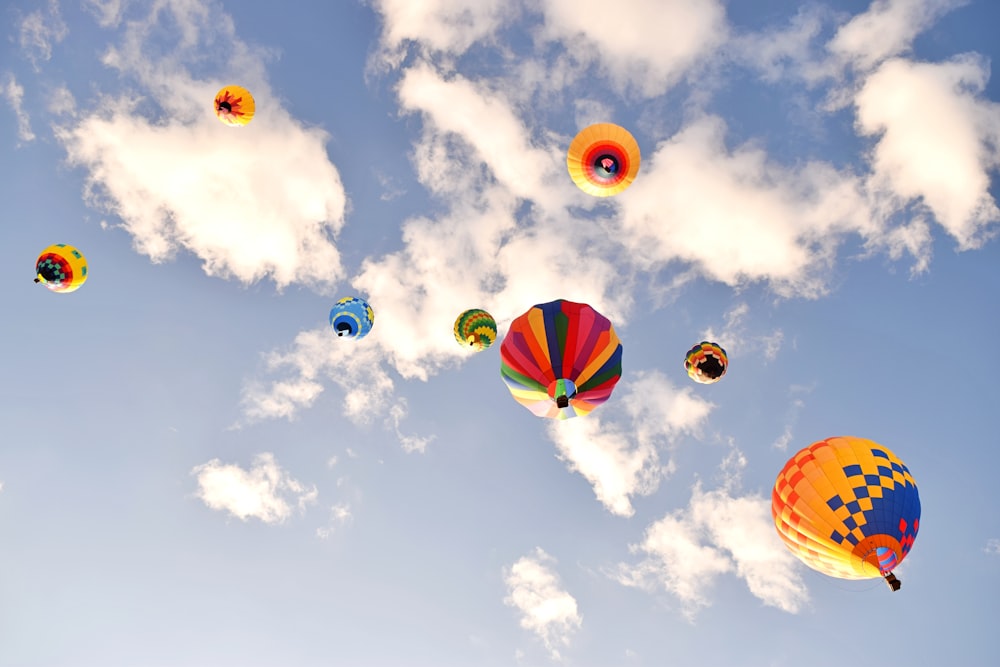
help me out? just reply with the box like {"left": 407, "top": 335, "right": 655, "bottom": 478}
{"left": 684, "top": 341, "right": 727, "bottom": 384}
{"left": 772, "top": 436, "right": 920, "bottom": 581}
{"left": 500, "top": 299, "right": 622, "bottom": 419}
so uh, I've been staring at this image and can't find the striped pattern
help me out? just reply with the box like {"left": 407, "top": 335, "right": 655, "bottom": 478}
{"left": 772, "top": 436, "right": 920, "bottom": 580}
{"left": 500, "top": 299, "right": 622, "bottom": 419}
{"left": 566, "top": 123, "right": 641, "bottom": 197}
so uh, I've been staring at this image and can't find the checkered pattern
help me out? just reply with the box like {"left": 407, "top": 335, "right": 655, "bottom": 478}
{"left": 772, "top": 436, "right": 920, "bottom": 580}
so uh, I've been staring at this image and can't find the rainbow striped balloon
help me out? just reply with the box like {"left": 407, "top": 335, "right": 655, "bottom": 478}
{"left": 500, "top": 299, "right": 622, "bottom": 419}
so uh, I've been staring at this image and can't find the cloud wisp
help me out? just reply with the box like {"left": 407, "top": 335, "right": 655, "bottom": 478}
{"left": 1, "top": 74, "right": 35, "bottom": 143}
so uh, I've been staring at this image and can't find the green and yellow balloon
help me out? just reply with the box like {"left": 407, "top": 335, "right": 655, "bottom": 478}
{"left": 454, "top": 309, "right": 497, "bottom": 351}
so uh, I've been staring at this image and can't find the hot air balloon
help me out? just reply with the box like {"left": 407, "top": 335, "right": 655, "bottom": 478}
{"left": 35, "top": 244, "right": 88, "bottom": 293}
{"left": 566, "top": 123, "right": 641, "bottom": 197}
{"left": 454, "top": 309, "right": 497, "bottom": 352}
{"left": 214, "top": 85, "right": 255, "bottom": 126}
{"left": 500, "top": 299, "right": 622, "bottom": 419}
{"left": 772, "top": 436, "right": 920, "bottom": 591}
{"left": 330, "top": 297, "right": 374, "bottom": 339}
{"left": 684, "top": 341, "right": 728, "bottom": 384}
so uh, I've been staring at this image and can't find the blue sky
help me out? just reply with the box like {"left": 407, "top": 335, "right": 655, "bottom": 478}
{"left": 1, "top": 0, "right": 998, "bottom": 665}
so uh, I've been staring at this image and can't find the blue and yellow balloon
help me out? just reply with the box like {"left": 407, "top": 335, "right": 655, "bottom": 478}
{"left": 330, "top": 297, "right": 374, "bottom": 339}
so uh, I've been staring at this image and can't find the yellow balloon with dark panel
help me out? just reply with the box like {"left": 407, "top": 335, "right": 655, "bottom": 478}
{"left": 214, "top": 85, "right": 255, "bottom": 126}
{"left": 35, "top": 244, "right": 88, "bottom": 293}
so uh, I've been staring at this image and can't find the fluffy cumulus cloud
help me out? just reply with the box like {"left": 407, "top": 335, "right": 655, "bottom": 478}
{"left": 504, "top": 548, "right": 582, "bottom": 661}
{"left": 241, "top": 329, "right": 396, "bottom": 424}
{"left": 985, "top": 539, "right": 1000, "bottom": 555}
{"left": 615, "top": 115, "right": 878, "bottom": 297}
{"left": 855, "top": 55, "right": 1000, "bottom": 249}
{"left": 191, "top": 452, "right": 318, "bottom": 524}
{"left": 538, "top": 0, "right": 728, "bottom": 97}
{"left": 546, "top": 372, "right": 714, "bottom": 517}
{"left": 55, "top": 0, "right": 347, "bottom": 289}
{"left": 615, "top": 483, "right": 809, "bottom": 619}
{"left": 373, "top": 0, "right": 516, "bottom": 62}
{"left": 2, "top": 74, "right": 35, "bottom": 143}
{"left": 827, "top": 0, "right": 968, "bottom": 71}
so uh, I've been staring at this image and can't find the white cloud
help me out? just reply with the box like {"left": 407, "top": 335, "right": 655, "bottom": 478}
{"left": 372, "top": 0, "right": 517, "bottom": 63}
{"left": 703, "top": 302, "right": 784, "bottom": 363}
{"left": 985, "top": 539, "right": 1000, "bottom": 555}
{"left": 547, "top": 416, "right": 663, "bottom": 518}
{"left": 546, "top": 372, "right": 714, "bottom": 517}
{"left": 615, "top": 483, "right": 809, "bottom": 619}
{"left": 772, "top": 384, "right": 813, "bottom": 451}
{"left": 855, "top": 55, "right": 1000, "bottom": 249}
{"left": 240, "top": 328, "right": 396, "bottom": 424}
{"left": 828, "top": 0, "right": 968, "bottom": 71}
{"left": 2, "top": 74, "right": 35, "bottom": 143}
{"left": 397, "top": 63, "right": 570, "bottom": 211}
{"left": 504, "top": 548, "right": 582, "bottom": 661}
{"left": 538, "top": 0, "right": 727, "bottom": 97}
{"left": 386, "top": 402, "right": 435, "bottom": 454}
{"left": 730, "top": 6, "right": 830, "bottom": 84}
{"left": 18, "top": 0, "right": 68, "bottom": 68}
{"left": 316, "top": 503, "right": 353, "bottom": 539}
{"left": 46, "top": 85, "right": 76, "bottom": 117}
{"left": 55, "top": 0, "right": 348, "bottom": 289}
{"left": 191, "top": 452, "right": 318, "bottom": 524}
{"left": 615, "top": 114, "right": 880, "bottom": 297}
{"left": 84, "top": 0, "right": 129, "bottom": 28}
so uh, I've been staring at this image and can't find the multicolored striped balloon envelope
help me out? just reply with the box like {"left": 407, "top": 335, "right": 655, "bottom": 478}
{"left": 566, "top": 123, "right": 641, "bottom": 197}
{"left": 35, "top": 244, "right": 88, "bottom": 293}
{"left": 454, "top": 309, "right": 497, "bottom": 352}
{"left": 500, "top": 299, "right": 622, "bottom": 419}
{"left": 214, "top": 85, "right": 255, "bottom": 126}
{"left": 684, "top": 341, "right": 728, "bottom": 384}
{"left": 330, "top": 297, "right": 374, "bottom": 339}
{"left": 772, "top": 436, "right": 921, "bottom": 590}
